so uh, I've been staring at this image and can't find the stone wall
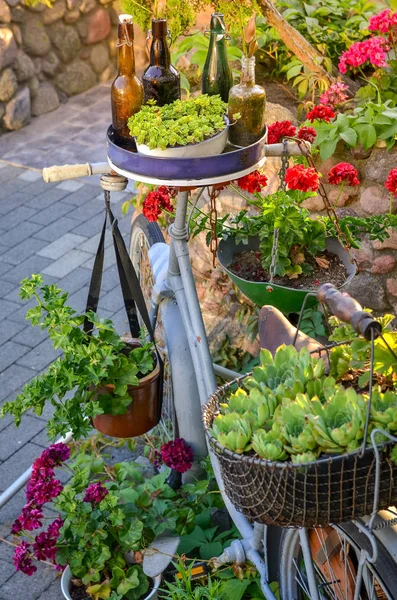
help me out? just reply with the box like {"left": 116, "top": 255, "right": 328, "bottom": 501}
{"left": 0, "top": 0, "right": 119, "bottom": 131}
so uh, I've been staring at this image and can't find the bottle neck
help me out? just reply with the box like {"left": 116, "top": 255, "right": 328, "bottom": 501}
{"left": 241, "top": 56, "right": 255, "bottom": 85}
{"left": 208, "top": 13, "right": 227, "bottom": 45}
{"left": 118, "top": 22, "right": 135, "bottom": 75}
{"left": 150, "top": 37, "right": 170, "bottom": 68}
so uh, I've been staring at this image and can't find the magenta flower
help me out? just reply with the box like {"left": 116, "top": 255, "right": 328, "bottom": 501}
{"left": 160, "top": 438, "right": 194, "bottom": 473}
{"left": 339, "top": 37, "right": 390, "bottom": 74}
{"left": 368, "top": 9, "right": 394, "bottom": 34}
{"left": 47, "top": 518, "right": 64, "bottom": 538}
{"left": 13, "top": 542, "right": 37, "bottom": 576}
{"left": 27, "top": 478, "right": 63, "bottom": 505}
{"left": 19, "top": 505, "right": 44, "bottom": 531}
{"left": 83, "top": 482, "right": 109, "bottom": 504}
{"left": 320, "top": 82, "right": 349, "bottom": 108}
{"left": 41, "top": 443, "right": 70, "bottom": 468}
{"left": 11, "top": 519, "right": 23, "bottom": 535}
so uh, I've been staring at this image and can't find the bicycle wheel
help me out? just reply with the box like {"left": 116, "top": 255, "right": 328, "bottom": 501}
{"left": 278, "top": 522, "right": 397, "bottom": 599}
{"left": 129, "top": 214, "right": 177, "bottom": 445}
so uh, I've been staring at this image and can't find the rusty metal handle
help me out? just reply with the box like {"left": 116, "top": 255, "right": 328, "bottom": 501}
{"left": 317, "top": 283, "right": 382, "bottom": 341}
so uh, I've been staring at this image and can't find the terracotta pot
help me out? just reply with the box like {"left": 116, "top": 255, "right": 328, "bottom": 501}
{"left": 61, "top": 566, "right": 162, "bottom": 600}
{"left": 92, "top": 359, "right": 161, "bottom": 438}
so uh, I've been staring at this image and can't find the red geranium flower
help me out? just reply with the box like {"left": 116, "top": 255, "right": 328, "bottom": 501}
{"left": 267, "top": 120, "right": 297, "bottom": 144}
{"left": 237, "top": 171, "right": 268, "bottom": 194}
{"left": 297, "top": 126, "right": 317, "bottom": 144}
{"left": 142, "top": 186, "right": 174, "bottom": 222}
{"left": 306, "top": 105, "right": 336, "bottom": 123}
{"left": 328, "top": 162, "right": 360, "bottom": 186}
{"left": 160, "top": 438, "right": 193, "bottom": 473}
{"left": 385, "top": 167, "right": 397, "bottom": 197}
{"left": 285, "top": 165, "right": 320, "bottom": 192}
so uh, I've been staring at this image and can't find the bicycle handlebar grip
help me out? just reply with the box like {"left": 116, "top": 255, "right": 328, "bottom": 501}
{"left": 42, "top": 163, "right": 92, "bottom": 183}
{"left": 318, "top": 283, "right": 382, "bottom": 341}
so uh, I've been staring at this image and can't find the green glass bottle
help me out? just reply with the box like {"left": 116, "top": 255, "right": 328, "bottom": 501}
{"left": 202, "top": 13, "right": 233, "bottom": 103}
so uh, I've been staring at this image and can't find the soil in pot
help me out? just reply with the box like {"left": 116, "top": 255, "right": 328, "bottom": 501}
{"left": 228, "top": 249, "right": 347, "bottom": 291}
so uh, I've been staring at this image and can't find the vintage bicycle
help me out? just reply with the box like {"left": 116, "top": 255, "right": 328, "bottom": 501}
{"left": 38, "top": 131, "right": 397, "bottom": 599}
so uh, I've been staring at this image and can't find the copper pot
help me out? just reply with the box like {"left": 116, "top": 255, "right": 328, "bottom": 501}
{"left": 93, "top": 351, "right": 161, "bottom": 438}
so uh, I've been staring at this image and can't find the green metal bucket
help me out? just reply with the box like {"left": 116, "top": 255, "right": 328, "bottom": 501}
{"left": 217, "top": 236, "right": 356, "bottom": 314}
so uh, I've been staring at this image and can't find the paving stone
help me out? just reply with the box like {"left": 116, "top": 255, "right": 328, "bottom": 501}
{"left": 1, "top": 298, "right": 34, "bottom": 323}
{"left": 95, "top": 190, "right": 129, "bottom": 205}
{"left": 55, "top": 266, "right": 91, "bottom": 296}
{"left": 24, "top": 187, "right": 71, "bottom": 210}
{"left": 77, "top": 230, "right": 112, "bottom": 254}
{"left": 0, "top": 341, "right": 29, "bottom": 372}
{"left": 2, "top": 255, "right": 53, "bottom": 284}
{"left": 31, "top": 425, "right": 52, "bottom": 448}
{"left": 0, "top": 319, "right": 25, "bottom": 346}
{"left": 68, "top": 197, "right": 106, "bottom": 222}
{"left": 0, "top": 365, "right": 35, "bottom": 403}
{"left": 0, "top": 413, "right": 13, "bottom": 433}
{"left": 0, "top": 559, "right": 11, "bottom": 587}
{"left": 0, "top": 562, "right": 59, "bottom": 600}
{"left": 0, "top": 299, "right": 18, "bottom": 321}
{"left": 56, "top": 179, "right": 84, "bottom": 192}
{"left": 0, "top": 237, "right": 48, "bottom": 265}
{"left": 108, "top": 306, "right": 129, "bottom": 335}
{"left": 101, "top": 265, "right": 121, "bottom": 292}
{"left": 0, "top": 540, "right": 13, "bottom": 562}
{"left": 73, "top": 211, "right": 107, "bottom": 237}
{"left": 0, "top": 415, "right": 45, "bottom": 461}
{"left": 37, "top": 232, "right": 87, "bottom": 260}
{"left": 0, "top": 187, "right": 32, "bottom": 209}
{"left": 19, "top": 179, "right": 55, "bottom": 197}
{"left": 13, "top": 324, "right": 48, "bottom": 348}
{"left": 42, "top": 248, "right": 91, "bottom": 278}
{"left": 0, "top": 166, "right": 23, "bottom": 182}
{"left": 98, "top": 286, "right": 125, "bottom": 313}
{"left": 29, "top": 200, "right": 73, "bottom": 225}
{"left": 0, "top": 442, "right": 44, "bottom": 488}
{"left": 82, "top": 243, "right": 116, "bottom": 270}
{"left": 0, "top": 205, "right": 37, "bottom": 230}
{"left": 32, "top": 215, "right": 81, "bottom": 242}
{"left": 36, "top": 579, "right": 63, "bottom": 600}
{"left": 61, "top": 183, "right": 102, "bottom": 205}
{"left": 17, "top": 169, "right": 42, "bottom": 182}
{"left": 17, "top": 337, "right": 61, "bottom": 371}
{"left": 0, "top": 221, "right": 43, "bottom": 248}
{"left": 0, "top": 280, "right": 15, "bottom": 298}
{"left": 0, "top": 262, "right": 12, "bottom": 277}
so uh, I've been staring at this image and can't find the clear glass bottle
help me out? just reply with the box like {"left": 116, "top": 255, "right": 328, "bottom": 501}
{"left": 142, "top": 19, "right": 181, "bottom": 107}
{"left": 202, "top": 13, "right": 233, "bottom": 103}
{"left": 111, "top": 14, "right": 143, "bottom": 146}
{"left": 228, "top": 56, "right": 266, "bottom": 147}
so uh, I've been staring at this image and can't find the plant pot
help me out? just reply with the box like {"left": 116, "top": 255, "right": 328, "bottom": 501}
{"left": 136, "top": 117, "right": 229, "bottom": 158}
{"left": 218, "top": 236, "right": 356, "bottom": 314}
{"left": 61, "top": 566, "right": 162, "bottom": 600}
{"left": 92, "top": 360, "right": 161, "bottom": 438}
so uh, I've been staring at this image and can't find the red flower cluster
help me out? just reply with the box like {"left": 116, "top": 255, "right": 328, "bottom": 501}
{"left": 267, "top": 120, "right": 297, "bottom": 144}
{"left": 385, "top": 168, "right": 397, "bottom": 197}
{"left": 328, "top": 162, "right": 360, "bottom": 186}
{"left": 142, "top": 186, "right": 174, "bottom": 222}
{"left": 237, "top": 170, "right": 268, "bottom": 194}
{"left": 338, "top": 37, "right": 390, "bottom": 74}
{"left": 297, "top": 127, "right": 317, "bottom": 143}
{"left": 369, "top": 9, "right": 397, "bottom": 34}
{"left": 320, "top": 82, "right": 349, "bottom": 108}
{"left": 160, "top": 438, "right": 194, "bottom": 473}
{"left": 306, "top": 105, "right": 335, "bottom": 123}
{"left": 11, "top": 444, "right": 69, "bottom": 575}
{"left": 285, "top": 165, "right": 320, "bottom": 192}
{"left": 83, "top": 482, "right": 109, "bottom": 504}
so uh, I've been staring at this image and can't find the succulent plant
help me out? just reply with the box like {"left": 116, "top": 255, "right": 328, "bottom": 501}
{"left": 251, "top": 429, "right": 288, "bottom": 461}
{"left": 370, "top": 389, "right": 397, "bottom": 433}
{"left": 276, "top": 394, "right": 317, "bottom": 455}
{"left": 211, "top": 412, "right": 252, "bottom": 454}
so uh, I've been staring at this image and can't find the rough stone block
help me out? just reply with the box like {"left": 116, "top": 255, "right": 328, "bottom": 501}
{"left": 346, "top": 272, "right": 389, "bottom": 311}
{"left": 89, "top": 41, "right": 109, "bottom": 74}
{"left": 0, "top": 67, "right": 17, "bottom": 101}
{"left": 31, "top": 82, "right": 59, "bottom": 116}
{"left": 365, "top": 148, "right": 397, "bottom": 184}
{"left": 40, "top": 50, "right": 60, "bottom": 76}
{"left": 386, "top": 278, "right": 397, "bottom": 298}
{"left": 64, "top": 7, "right": 80, "bottom": 23}
{"left": 21, "top": 17, "right": 51, "bottom": 56}
{"left": 0, "top": 26, "right": 17, "bottom": 70}
{"left": 2, "top": 86, "right": 30, "bottom": 130}
{"left": 372, "top": 229, "right": 397, "bottom": 250}
{"left": 13, "top": 49, "right": 34, "bottom": 81}
{"left": 48, "top": 20, "right": 81, "bottom": 63}
{"left": 86, "top": 7, "right": 111, "bottom": 44}
{"left": 0, "top": 0, "right": 11, "bottom": 23}
{"left": 43, "top": 0, "right": 65, "bottom": 24}
{"left": 55, "top": 59, "right": 96, "bottom": 96}
{"left": 371, "top": 255, "right": 396, "bottom": 274}
{"left": 360, "top": 184, "right": 397, "bottom": 215}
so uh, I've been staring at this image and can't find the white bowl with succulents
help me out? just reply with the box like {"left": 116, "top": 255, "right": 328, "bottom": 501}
{"left": 128, "top": 95, "right": 229, "bottom": 158}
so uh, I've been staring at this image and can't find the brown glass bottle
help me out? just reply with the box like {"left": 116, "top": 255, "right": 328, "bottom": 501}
{"left": 111, "top": 14, "right": 143, "bottom": 145}
{"left": 142, "top": 19, "right": 180, "bottom": 106}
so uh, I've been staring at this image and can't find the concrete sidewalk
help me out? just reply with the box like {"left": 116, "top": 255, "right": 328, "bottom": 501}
{"left": 0, "top": 84, "right": 137, "bottom": 599}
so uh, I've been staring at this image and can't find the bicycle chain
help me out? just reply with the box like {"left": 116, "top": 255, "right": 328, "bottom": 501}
{"left": 209, "top": 185, "right": 221, "bottom": 268}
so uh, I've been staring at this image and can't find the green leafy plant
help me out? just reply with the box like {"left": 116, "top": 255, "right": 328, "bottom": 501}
{"left": 310, "top": 101, "right": 397, "bottom": 159}
{"left": 210, "top": 332, "right": 397, "bottom": 464}
{"left": 178, "top": 508, "right": 238, "bottom": 560}
{"left": 161, "top": 561, "right": 225, "bottom": 599}
{"left": 128, "top": 95, "right": 228, "bottom": 150}
{"left": 0, "top": 275, "right": 154, "bottom": 440}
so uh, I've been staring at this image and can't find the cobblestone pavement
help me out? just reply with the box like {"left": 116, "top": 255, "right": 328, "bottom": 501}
{"left": 0, "top": 83, "right": 137, "bottom": 599}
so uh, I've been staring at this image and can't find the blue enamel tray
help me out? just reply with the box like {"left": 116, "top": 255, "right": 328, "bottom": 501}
{"left": 107, "top": 126, "right": 268, "bottom": 186}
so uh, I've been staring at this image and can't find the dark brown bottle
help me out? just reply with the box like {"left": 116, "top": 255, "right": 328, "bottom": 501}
{"left": 142, "top": 19, "right": 181, "bottom": 106}
{"left": 111, "top": 14, "right": 143, "bottom": 145}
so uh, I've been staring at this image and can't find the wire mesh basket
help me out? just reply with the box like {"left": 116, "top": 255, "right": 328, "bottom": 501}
{"left": 203, "top": 378, "right": 397, "bottom": 528}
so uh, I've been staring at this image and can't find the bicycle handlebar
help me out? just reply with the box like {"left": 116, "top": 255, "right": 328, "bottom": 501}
{"left": 317, "top": 283, "right": 382, "bottom": 341}
{"left": 42, "top": 162, "right": 110, "bottom": 183}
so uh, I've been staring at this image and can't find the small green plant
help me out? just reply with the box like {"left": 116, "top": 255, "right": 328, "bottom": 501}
{"left": 0, "top": 275, "right": 154, "bottom": 440}
{"left": 161, "top": 561, "right": 225, "bottom": 599}
{"left": 128, "top": 95, "right": 228, "bottom": 150}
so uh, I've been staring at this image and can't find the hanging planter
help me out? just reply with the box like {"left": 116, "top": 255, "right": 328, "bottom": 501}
{"left": 92, "top": 341, "right": 161, "bottom": 438}
{"left": 61, "top": 566, "right": 162, "bottom": 600}
{"left": 218, "top": 236, "right": 356, "bottom": 314}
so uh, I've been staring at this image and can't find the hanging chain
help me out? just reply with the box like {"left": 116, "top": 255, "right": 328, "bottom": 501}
{"left": 269, "top": 139, "right": 289, "bottom": 283}
{"left": 209, "top": 185, "right": 221, "bottom": 268}
{"left": 294, "top": 138, "right": 353, "bottom": 260}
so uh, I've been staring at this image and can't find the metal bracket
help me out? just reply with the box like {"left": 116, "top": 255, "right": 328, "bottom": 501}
{"left": 100, "top": 173, "right": 128, "bottom": 192}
